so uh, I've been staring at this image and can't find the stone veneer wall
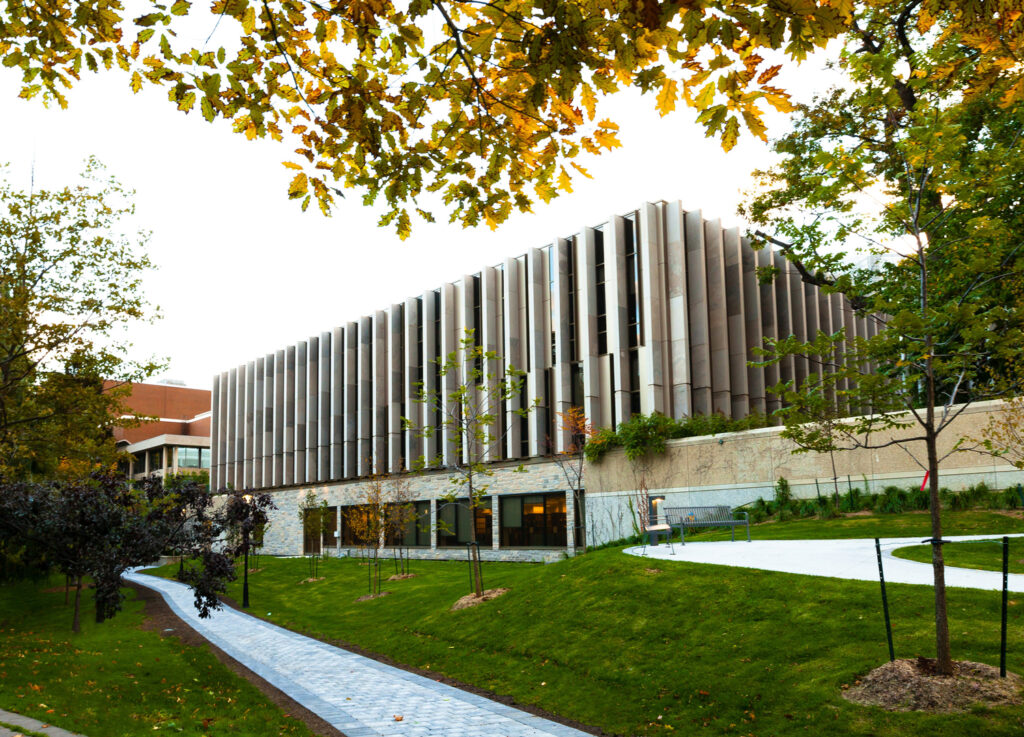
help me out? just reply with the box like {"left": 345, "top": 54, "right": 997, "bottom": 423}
{"left": 259, "top": 455, "right": 574, "bottom": 558}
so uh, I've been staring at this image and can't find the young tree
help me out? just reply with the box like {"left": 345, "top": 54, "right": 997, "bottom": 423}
{"left": 346, "top": 473, "right": 415, "bottom": 595}
{"left": 297, "top": 489, "right": 327, "bottom": 579}
{"left": 0, "top": 159, "right": 160, "bottom": 479}
{"left": 742, "top": 3, "right": 1024, "bottom": 675}
{"left": 553, "top": 407, "right": 596, "bottom": 551}
{"left": 408, "top": 328, "right": 533, "bottom": 597}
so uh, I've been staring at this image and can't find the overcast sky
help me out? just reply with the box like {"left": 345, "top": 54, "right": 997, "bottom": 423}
{"left": 0, "top": 36, "right": 833, "bottom": 391}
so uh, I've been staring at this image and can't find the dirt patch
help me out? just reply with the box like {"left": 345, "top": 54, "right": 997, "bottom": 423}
{"left": 843, "top": 658, "right": 1024, "bottom": 713}
{"left": 843, "top": 510, "right": 874, "bottom": 517}
{"left": 127, "top": 581, "right": 346, "bottom": 737}
{"left": 451, "top": 588, "right": 509, "bottom": 611}
{"left": 643, "top": 568, "right": 663, "bottom": 575}
{"left": 387, "top": 573, "right": 418, "bottom": 581}
{"left": 298, "top": 577, "right": 325, "bottom": 585}
{"left": 355, "top": 591, "right": 392, "bottom": 602}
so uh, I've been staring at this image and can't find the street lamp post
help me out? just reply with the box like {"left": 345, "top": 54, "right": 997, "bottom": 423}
{"left": 242, "top": 494, "right": 252, "bottom": 609}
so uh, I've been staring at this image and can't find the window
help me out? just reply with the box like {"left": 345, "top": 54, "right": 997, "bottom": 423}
{"left": 199, "top": 448, "right": 211, "bottom": 469}
{"left": 624, "top": 214, "right": 642, "bottom": 415}
{"left": 472, "top": 273, "right": 483, "bottom": 376}
{"left": 177, "top": 446, "right": 201, "bottom": 468}
{"left": 401, "top": 501, "right": 431, "bottom": 546}
{"left": 500, "top": 493, "right": 567, "bottom": 547}
{"left": 437, "top": 497, "right": 492, "bottom": 547}
{"left": 594, "top": 228, "right": 608, "bottom": 355}
{"left": 148, "top": 448, "right": 163, "bottom": 473}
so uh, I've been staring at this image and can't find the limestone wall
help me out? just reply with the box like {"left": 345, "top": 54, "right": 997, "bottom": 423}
{"left": 582, "top": 400, "right": 1023, "bottom": 545}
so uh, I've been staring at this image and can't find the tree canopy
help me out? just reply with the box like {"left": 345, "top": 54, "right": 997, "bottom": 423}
{"left": 0, "top": 159, "right": 160, "bottom": 479}
{"left": 741, "top": 0, "right": 1024, "bottom": 675}
{"left": 3, "top": 1, "right": 1020, "bottom": 236}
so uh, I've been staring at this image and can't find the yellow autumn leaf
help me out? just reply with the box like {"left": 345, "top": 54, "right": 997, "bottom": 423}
{"left": 282, "top": 161, "right": 304, "bottom": 170}
{"left": 694, "top": 82, "right": 716, "bottom": 110}
{"left": 130, "top": 71, "right": 142, "bottom": 93}
{"left": 557, "top": 166, "right": 573, "bottom": 193}
{"left": 762, "top": 87, "right": 795, "bottom": 113}
{"left": 580, "top": 83, "right": 596, "bottom": 121}
{"left": 289, "top": 172, "right": 308, "bottom": 199}
{"left": 656, "top": 78, "right": 678, "bottom": 116}
{"left": 721, "top": 116, "right": 740, "bottom": 151}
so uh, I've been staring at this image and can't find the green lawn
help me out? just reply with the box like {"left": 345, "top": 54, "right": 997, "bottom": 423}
{"left": 150, "top": 549, "right": 1024, "bottom": 737}
{"left": 893, "top": 536, "right": 1024, "bottom": 574}
{"left": 0, "top": 576, "right": 320, "bottom": 737}
{"left": 686, "top": 509, "right": 1024, "bottom": 541}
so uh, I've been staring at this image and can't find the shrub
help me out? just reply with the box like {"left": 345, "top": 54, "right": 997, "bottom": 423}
{"left": 963, "top": 481, "right": 993, "bottom": 508}
{"left": 877, "top": 485, "right": 908, "bottom": 514}
{"left": 778, "top": 506, "right": 793, "bottom": 522}
{"left": 1001, "top": 487, "right": 1022, "bottom": 510}
{"left": 774, "top": 477, "right": 793, "bottom": 508}
{"left": 817, "top": 498, "right": 840, "bottom": 519}
{"left": 909, "top": 484, "right": 931, "bottom": 511}
{"left": 748, "top": 507, "right": 767, "bottom": 524}
{"left": 947, "top": 490, "right": 972, "bottom": 511}
{"left": 840, "top": 487, "right": 862, "bottom": 513}
{"left": 797, "top": 499, "right": 817, "bottom": 518}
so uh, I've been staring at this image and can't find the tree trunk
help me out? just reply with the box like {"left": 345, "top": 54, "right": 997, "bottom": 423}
{"left": 72, "top": 575, "right": 82, "bottom": 633}
{"left": 926, "top": 427, "right": 953, "bottom": 674}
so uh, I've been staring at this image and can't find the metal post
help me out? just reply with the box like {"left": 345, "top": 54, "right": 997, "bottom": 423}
{"left": 466, "top": 542, "right": 474, "bottom": 594}
{"left": 875, "top": 538, "right": 895, "bottom": 662}
{"left": 1001, "top": 536, "right": 1009, "bottom": 678}
{"left": 242, "top": 536, "right": 250, "bottom": 608}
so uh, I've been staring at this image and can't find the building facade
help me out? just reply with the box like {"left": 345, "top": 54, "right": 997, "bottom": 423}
{"left": 112, "top": 380, "right": 212, "bottom": 480}
{"left": 211, "top": 201, "right": 875, "bottom": 558}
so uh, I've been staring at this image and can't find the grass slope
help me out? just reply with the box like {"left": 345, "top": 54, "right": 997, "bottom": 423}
{"left": 153, "top": 544, "right": 1024, "bottom": 737}
{"left": 893, "top": 537, "right": 1024, "bottom": 574}
{"left": 0, "top": 576, "right": 319, "bottom": 737}
{"left": 685, "top": 509, "right": 1024, "bottom": 542}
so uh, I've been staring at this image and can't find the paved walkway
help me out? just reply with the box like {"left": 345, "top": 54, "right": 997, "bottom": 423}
{"left": 626, "top": 534, "right": 1024, "bottom": 591}
{"left": 0, "top": 707, "right": 86, "bottom": 737}
{"left": 125, "top": 571, "right": 589, "bottom": 737}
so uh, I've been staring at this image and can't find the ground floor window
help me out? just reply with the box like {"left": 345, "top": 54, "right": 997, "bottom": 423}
{"left": 500, "top": 493, "right": 567, "bottom": 547}
{"left": 399, "top": 500, "right": 431, "bottom": 547}
{"left": 436, "top": 497, "right": 492, "bottom": 547}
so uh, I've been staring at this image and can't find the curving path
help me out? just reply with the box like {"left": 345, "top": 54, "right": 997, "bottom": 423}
{"left": 125, "top": 570, "right": 590, "bottom": 737}
{"left": 626, "top": 534, "right": 1024, "bottom": 592}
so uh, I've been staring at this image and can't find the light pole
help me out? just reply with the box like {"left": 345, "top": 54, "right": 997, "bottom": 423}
{"left": 242, "top": 493, "right": 252, "bottom": 609}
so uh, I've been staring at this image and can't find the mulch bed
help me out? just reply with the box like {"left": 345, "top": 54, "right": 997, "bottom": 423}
{"left": 843, "top": 657, "right": 1024, "bottom": 712}
{"left": 450, "top": 588, "right": 509, "bottom": 611}
{"left": 355, "top": 591, "right": 392, "bottom": 602}
{"left": 386, "top": 573, "right": 418, "bottom": 581}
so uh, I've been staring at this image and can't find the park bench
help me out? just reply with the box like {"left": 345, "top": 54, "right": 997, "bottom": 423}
{"left": 664, "top": 505, "right": 751, "bottom": 544}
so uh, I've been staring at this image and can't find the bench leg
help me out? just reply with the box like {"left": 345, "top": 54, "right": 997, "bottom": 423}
{"left": 731, "top": 526, "right": 735, "bottom": 542}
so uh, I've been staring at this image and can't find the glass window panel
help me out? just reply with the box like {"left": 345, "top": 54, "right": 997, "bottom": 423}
{"left": 475, "top": 497, "right": 492, "bottom": 547}
{"left": 199, "top": 448, "right": 211, "bottom": 469}
{"left": 178, "top": 446, "right": 200, "bottom": 468}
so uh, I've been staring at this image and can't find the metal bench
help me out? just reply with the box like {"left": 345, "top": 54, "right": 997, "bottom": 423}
{"left": 664, "top": 505, "right": 750, "bottom": 544}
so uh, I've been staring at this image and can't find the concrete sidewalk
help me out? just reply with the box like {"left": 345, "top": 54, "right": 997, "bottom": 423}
{"left": 626, "top": 534, "right": 1024, "bottom": 591}
{"left": 125, "top": 571, "right": 590, "bottom": 737}
{"left": 0, "top": 708, "right": 86, "bottom": 737}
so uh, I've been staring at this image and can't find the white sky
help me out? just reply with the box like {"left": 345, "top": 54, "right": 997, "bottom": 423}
{"left": 0, "top": 39, "right": 835, "bottom": 391}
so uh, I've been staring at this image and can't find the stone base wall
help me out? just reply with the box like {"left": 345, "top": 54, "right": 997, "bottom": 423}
{"left": 258, "top": 455, "right": 574, "bottom": 557}
{"left": 325, "top": 546, "right": 569, "bottom": 563}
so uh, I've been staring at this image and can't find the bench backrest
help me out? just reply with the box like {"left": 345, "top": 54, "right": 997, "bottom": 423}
{"left": 663, "top": 505, "right": 736, "bottom": 525}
